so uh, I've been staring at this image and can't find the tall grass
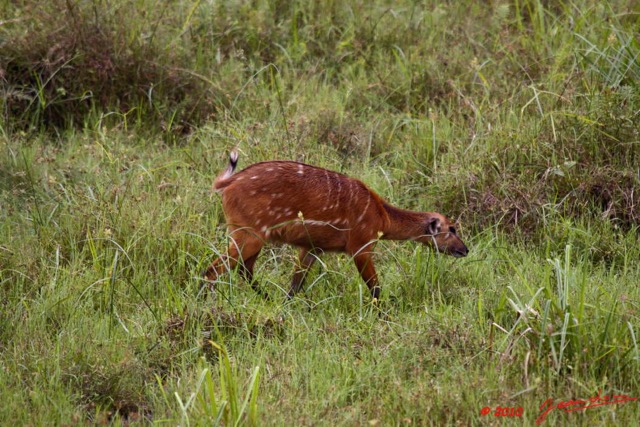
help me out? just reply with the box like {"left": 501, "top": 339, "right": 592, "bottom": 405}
{"left": 0, "top": 0, "right": 639, "bottom": 425}
{"left": 156, "top": 343, "right": 260, "bottom": 426}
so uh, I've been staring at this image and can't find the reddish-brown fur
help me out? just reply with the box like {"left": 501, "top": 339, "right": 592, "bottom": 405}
{"left": 204, "top": 152, "right": 468, "bottom": 299}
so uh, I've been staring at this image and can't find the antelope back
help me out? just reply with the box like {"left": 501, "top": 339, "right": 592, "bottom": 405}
{"left": 218, "top": 161, "right": 389, "bottom": 251}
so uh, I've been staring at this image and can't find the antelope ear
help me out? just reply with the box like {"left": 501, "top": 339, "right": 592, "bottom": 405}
{"left": 427, "top": 217, "right": 441, "bottom": 235}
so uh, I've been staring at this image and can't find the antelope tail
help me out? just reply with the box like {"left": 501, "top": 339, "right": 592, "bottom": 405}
{"left": 213, "top": 150, "right": 239, "bottom": 191}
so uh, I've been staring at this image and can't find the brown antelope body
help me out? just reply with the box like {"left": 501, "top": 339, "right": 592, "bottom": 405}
{"left": 204, "top": 152, "right": 468, "bottom": 299}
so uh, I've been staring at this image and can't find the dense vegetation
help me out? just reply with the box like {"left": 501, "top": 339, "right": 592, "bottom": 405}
{"left": 1, "top": 0, "right": 638, "bottom": 425}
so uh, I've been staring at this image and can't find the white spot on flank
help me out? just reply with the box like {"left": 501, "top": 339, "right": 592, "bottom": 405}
{"left": 324, "top": 170, "right": 332, "bottom": 198}
{"left": 267, "top": 168, "right": 274, "bottom": 172}
{"left": 236, "top": 176, "right": 244, "bottom": 181}
{"left": 297, "top": 165, "right": 304, "bottom": 175}
{"left": 251, "top": 175, "right": 259, "bottom": 180}
{"left": 347, "top": 182, "right": 355, "bottom": 206}
{"left": 250, "top": 190, "right": 257, "bottom": 196}
{"left": 356, "top": 196, "right": 371, "bottom": 223}
{"left": 261, "top": 226, "right": 268, "bottom": 233}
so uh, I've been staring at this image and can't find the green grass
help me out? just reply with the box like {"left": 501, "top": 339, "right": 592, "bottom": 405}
{"left": 1, "top": 0, "right": 639, "bottom": 425}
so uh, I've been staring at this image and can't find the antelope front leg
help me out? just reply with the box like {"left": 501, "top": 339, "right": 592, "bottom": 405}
{"left": 353, "top": 252, "right": 381, "bottom": 300}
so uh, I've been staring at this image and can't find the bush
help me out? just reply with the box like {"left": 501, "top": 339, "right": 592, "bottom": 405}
{"left": 0, "top": 0, "right": 220, "bottom": 134}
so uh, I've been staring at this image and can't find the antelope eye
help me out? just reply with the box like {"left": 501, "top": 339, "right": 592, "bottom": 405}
{"left": 449, "top": 226, "right": 456, "bottom": 234}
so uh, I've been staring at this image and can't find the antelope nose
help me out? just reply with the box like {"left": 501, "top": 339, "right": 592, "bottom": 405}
{"left": 455, "top": 245, "right": 469, "bottom": 257}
